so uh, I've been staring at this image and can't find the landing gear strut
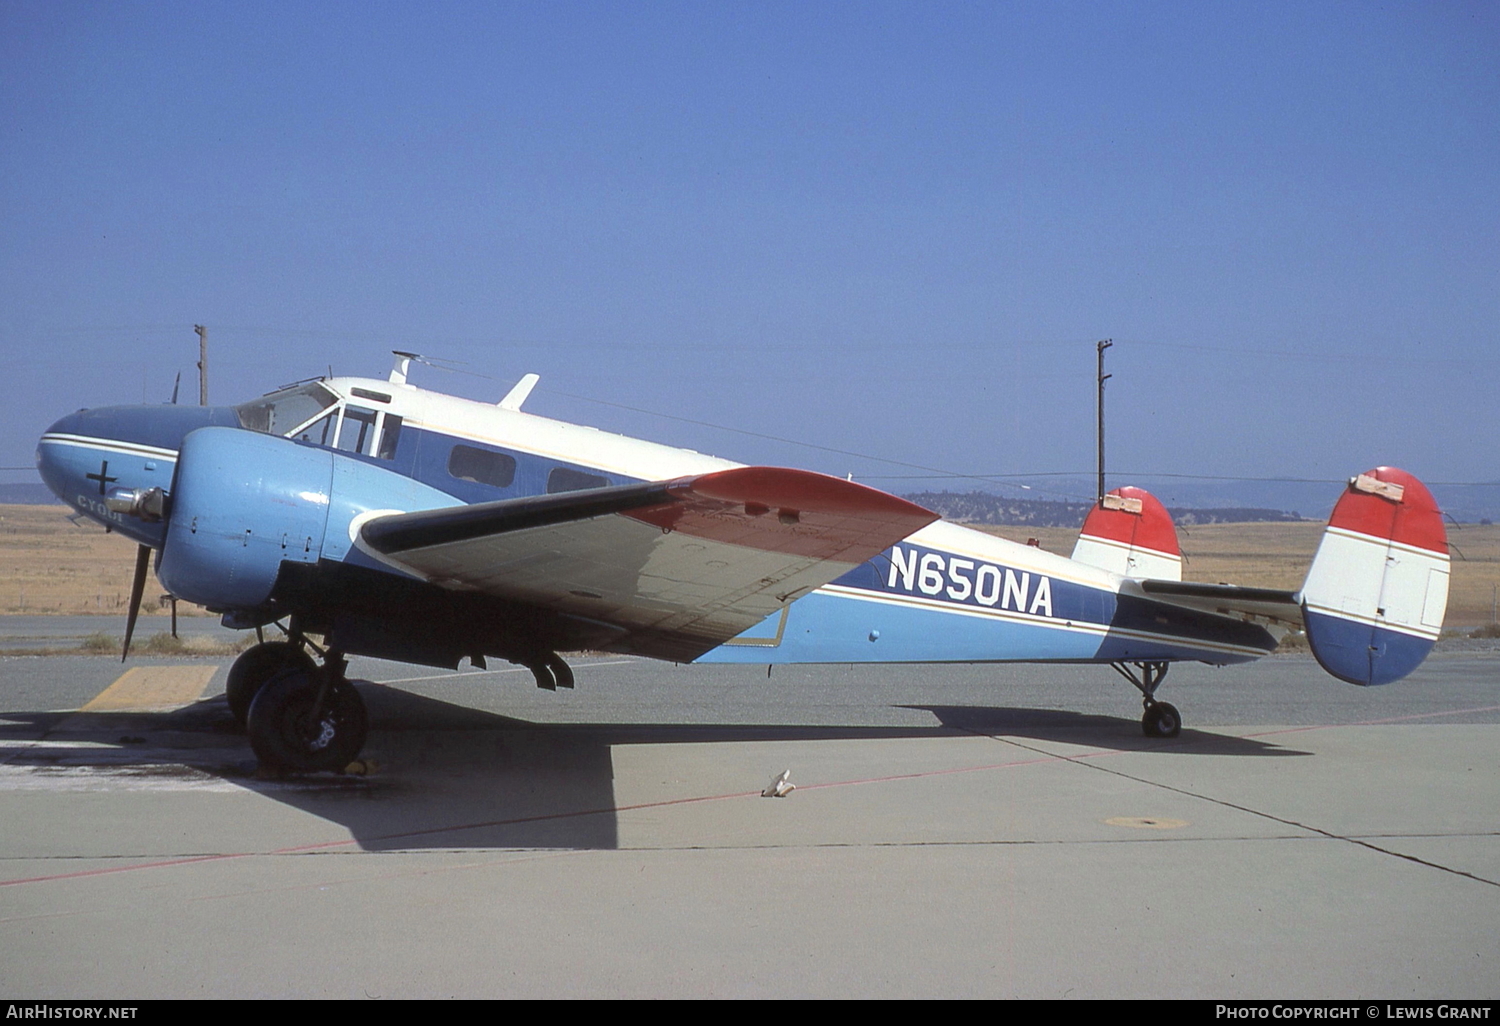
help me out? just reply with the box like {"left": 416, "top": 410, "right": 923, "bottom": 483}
{"left": 1111, "top": 660, "right": 1182, "bottom": 738}
{"left": 246, "top": 648, "right": 369, "bottom": 773}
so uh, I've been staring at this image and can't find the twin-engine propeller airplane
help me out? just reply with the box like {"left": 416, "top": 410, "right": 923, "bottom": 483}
{"left": 36, "top": 354, "right": 1450, "bottom": 772}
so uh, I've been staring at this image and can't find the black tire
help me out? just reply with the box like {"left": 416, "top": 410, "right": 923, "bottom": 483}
{"left": 246, "top": 668, "right": 368, "bottom": 773}
{"left": 1142, "top": 701, "right": 1182, "bottom": 738}
{"left": 227, "top": 641, "right": 316, "bottom": 726}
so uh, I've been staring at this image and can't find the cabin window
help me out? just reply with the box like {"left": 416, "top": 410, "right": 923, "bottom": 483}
{"left": 547, "top": 467, "right": 609, "bottom": 493}
{"left": 449, "top": 444, "right": 516, "bottom": 488}
{"left": 376, "top": 415, "right": 402, "bottom": 460}
{"left": 335, "top": 406, "right": 379, "bottom": 455}
{"left": 234, "top": 382, "right": 338, "bottom": 436}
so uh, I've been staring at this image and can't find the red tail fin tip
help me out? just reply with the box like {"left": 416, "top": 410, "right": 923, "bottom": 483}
{"left": 1071, "top": 486, "right": 1182, "bottom": 581}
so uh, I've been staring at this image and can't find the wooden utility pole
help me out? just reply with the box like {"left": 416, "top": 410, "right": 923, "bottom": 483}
{"left": 194, "top": 324, "right": 208, "bottom": 405}
{"left": 1096, "top": 339, "right": 1112, "bottom": 503}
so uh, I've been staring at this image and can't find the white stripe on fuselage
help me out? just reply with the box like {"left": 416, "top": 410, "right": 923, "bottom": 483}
{"left": 39, "top": 433, "right": 179, "bottom": 462}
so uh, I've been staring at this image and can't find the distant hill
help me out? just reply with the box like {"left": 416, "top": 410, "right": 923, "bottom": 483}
{"left": 1168, "top": 507, "right": 1306, "bottom": 525}
{"left": 904, "top": 491, "right": 1305, "bottom": 528}
{"left": 951, "top": 475, "right": 1500, "bottom": 524}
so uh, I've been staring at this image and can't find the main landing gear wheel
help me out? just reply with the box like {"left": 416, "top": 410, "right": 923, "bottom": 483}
{"left": 1142, "top": 701, "right": 1182, "bottom": 738}
{"left": 226, "top": 641, "right": 316, "bottom": 727}
{"left": 246, "top": 666, "right": 368, "bottom": 773}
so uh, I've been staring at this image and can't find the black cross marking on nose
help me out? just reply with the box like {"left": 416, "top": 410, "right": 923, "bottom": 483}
{"left": 85, "top": 460, "right": 117, "bottom": 496}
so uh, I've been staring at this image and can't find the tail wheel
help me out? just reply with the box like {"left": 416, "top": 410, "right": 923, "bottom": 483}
{"left": 226, "top": 641, "right": 316, "bottom": 726}
{"left": 1114, "top": 662, "right": 1182, "bottom": 738}
{"left": 1142, "top": 702, "right": 1182, "bottom": 738}
{"left": 247, "top": 668, "right": 368, "bottom": 773}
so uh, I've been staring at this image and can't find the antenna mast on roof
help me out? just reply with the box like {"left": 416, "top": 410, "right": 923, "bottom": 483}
{"left": 390, "top": 351, "right": 423, "bottom": 385}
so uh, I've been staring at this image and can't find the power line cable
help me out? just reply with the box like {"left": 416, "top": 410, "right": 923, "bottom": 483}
{"left": 400, "top": 359, "right": 1070, "bottom": 497}
{"left": 21, "top": 325, "right": 1496, "bottom": 366}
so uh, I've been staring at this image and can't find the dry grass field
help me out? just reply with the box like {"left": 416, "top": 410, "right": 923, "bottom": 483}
{"left": 0, "top": 504, "right": 209, "bottom": 621}
{"left": 3, "top": 503, "right": 1498, "bottom": 627}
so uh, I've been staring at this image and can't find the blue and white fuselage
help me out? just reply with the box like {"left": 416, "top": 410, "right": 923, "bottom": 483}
{"left": 37, "top": 367, "right": 1278, "bottom": 673}
{"left": 37, "top": 360, "right": 1450, "bottom": 773}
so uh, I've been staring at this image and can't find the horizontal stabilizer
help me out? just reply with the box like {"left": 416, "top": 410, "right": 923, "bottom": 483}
{"left": 1301, "top": 467, "right": 1449, "bottom": 685}
{"left": 1138, "top": 579, "right": 1302, "bottom": 626}
{"left": 1071, "top": 486, "right": 1182, "bottom": 580}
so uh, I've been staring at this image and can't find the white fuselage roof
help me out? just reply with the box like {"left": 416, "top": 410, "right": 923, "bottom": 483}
{"left": 317, "top": 374, "right": 1121, "bottom": 594}
{"left": 325, "top": 375, "right": 737, "bottom": 482}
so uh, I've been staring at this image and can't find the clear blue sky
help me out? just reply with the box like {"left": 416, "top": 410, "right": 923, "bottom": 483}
{"left": 2, "top": 1, "right": 1496, "bottom": 501}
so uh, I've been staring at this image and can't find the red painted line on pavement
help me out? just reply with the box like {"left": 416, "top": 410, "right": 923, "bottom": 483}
{"left": 1238, "top": 703, "right": 1500, "bottom": 740}
{"left": 0, "top": 790, "right": 761, "bottom": 888}
{"left": 795, "top": 752, "right": 1075, "bottom": 792}
{"left": 0, "top": 837, "right": 359, "bottom": 888}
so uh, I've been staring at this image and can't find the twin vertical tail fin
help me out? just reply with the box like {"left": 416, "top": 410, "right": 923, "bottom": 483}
{"left": 1071, "top": 486, "right": 1183, "bottom": 581}
{"left": 1300, "top": 468, "right": 1450, "bottom": 685}
{"left": 1072, "top": 471, "right": 1449, "bottom": 687}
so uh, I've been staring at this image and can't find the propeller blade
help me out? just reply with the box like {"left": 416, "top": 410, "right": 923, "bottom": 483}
{"left": 170, "top": 371, "right": 181, "bottom": 405}
{"left": 122, "top": 544, "right": 151, "bottom": 662}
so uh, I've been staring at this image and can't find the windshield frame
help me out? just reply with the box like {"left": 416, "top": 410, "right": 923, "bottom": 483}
{"left": 233, "top": 382, "right": 340, "bottom": 437}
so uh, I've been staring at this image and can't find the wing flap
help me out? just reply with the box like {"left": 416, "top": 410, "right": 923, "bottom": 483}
{"left": 361, "top": 467, "right": 937, "bottom": 661}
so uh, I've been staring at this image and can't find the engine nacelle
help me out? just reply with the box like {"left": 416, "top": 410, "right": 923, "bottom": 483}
{"left": 158, "top": 428, "right": 334, "bottom": 609}
{"left": 158, "top": 427, "right": 463, "bottom": 615}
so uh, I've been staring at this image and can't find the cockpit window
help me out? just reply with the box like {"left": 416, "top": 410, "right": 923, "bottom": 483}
{"left": 294, "top": 410, "right": 338, "bottom": 446}
{"left": 234, "top": 383, "right": 338, "bottom": 436}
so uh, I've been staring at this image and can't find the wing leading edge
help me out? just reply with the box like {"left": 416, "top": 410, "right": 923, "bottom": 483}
{"left": 360, "top": 467, "right": 939, "bottom": 662}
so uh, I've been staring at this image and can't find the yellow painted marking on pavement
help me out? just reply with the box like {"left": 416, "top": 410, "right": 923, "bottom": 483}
{"left": 80, "top": 666, "right": 219, "bottom": 712}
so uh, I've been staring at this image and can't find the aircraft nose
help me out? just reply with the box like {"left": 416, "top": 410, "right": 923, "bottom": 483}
{"left": 42, "top": 409, "right": 89, "bottom": 446}
{"left": 37, "top": 403, "right": 241, "bottom": 540}
{"left": 36, "top": 410, "right": 89, "bottom": 504}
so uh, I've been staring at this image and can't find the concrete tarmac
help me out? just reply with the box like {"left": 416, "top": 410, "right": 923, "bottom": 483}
{"left": 0, "top": 646, "right": 1497, "bottom": 998}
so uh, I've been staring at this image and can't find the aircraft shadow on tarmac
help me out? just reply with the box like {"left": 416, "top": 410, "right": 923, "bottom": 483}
{"left": 0, "top": 682, "right": 1309, "bottom": 852}
{"left": 905, "top": 704, "right": 1313, "bottom": 758}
